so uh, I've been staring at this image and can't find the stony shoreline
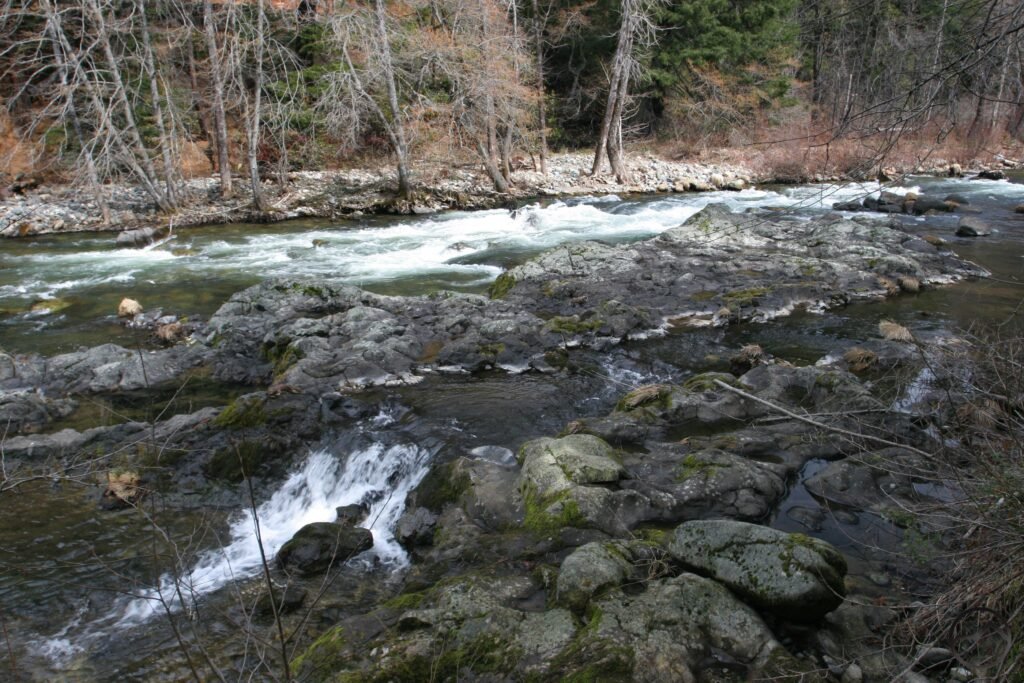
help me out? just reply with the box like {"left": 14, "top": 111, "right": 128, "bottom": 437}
{"left": 2, "top": 150, "right": 1019, "bottom": 238}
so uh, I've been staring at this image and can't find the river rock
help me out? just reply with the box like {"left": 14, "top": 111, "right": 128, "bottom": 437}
{"left": 395, "top": 507, "right": 438, "bottom": 547}
{"left": 580, "top": 573, "right": 811, "bottom": 681}
{"left": 976, "top": 169, "right": 1006, "bottom": 180}
{"left": 1015, "top": 204, "right": 1024, "bottom": 214}
{"left": 666, "top": 519, "right": 847, "bottom": 621}
{"left": 335, "top": 503, "right": 367, "bottom": 525}
{"left": 555, "top": 541, "right": 634, "bottom": 611}
{"left": 276, "top": 522, "right": 373, "bottom": 575}
{"left": 804, "top": 452, "right": 918, "bottom": 512}
{"left": 956, "top": 216, "right": 991, "bottom": 237}
{"left": 909, "top": 195, "right": 954, "bottom": 215}
{"left": 0, "top": 389, "right": 76, "bottom": 434}
{"left": 118, "top": 298, "right": 143, "bottom": 318}
{"left": 516, "top": 433, "right": 634, "bottom": 535}
{"left": 115, "top": 226, "right": 169, "bottom": 247}
{"left": 520, "top": 433, "right": 624, "bottom": 486}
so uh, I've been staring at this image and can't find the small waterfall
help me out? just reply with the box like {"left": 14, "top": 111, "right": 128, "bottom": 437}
{"left": 38, "top": 441, "right": 431, "bottom": 663}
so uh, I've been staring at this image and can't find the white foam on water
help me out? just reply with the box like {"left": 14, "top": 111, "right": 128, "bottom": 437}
{"left": 35, "top": 441, "right": 431, "bottom": 666}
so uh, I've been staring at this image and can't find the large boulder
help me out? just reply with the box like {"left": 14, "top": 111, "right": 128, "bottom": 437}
{"left": 667, "top": 519, "right": 847, "bottom": 621}
{"left": 516, "top": 433, "right": 639, "bottom": 535}
{"left": 519, "top": 433, "right": 625, "bottom": 486}
{"left": 276, "top": 522, "right": 373, "bottom": 575}
{"left": 555, "top": 541, "right": 634, "bottom": 612}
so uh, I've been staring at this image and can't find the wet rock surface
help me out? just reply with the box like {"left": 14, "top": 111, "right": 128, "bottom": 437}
{"left": 277, "top": 522, "right": 374, "bottom": 576}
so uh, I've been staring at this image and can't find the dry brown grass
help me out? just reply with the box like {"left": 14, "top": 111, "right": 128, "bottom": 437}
{"left": 879, "top": 320, "right": 914, "bottom": 342}
{"left": 843, "top": 347, "right": 878, "bottom": 373}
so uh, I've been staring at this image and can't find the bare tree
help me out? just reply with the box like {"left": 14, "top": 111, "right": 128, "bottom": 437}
{"left": 317, "top": 1, "right": 414, "bottom": 199}
{"left": 591, "top": 0, "right": 661, "bottom": 183}
{"left": 203, "top": 0, "right": 233, "bottom": 198}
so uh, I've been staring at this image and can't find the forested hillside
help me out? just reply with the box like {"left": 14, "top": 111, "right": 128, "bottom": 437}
{"left": 1, "top": 0, "right": 1022, "bottom": 205}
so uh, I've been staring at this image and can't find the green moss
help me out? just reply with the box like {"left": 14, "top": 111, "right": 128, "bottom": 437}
{"left": 285, "top": 282, "right": 327, "bottom": 298}
{"left": 637, "top": 528, "right": 669, "bottom": 546}
{"left": 263, "top": 342, "right": 304, "bottom": 377}
{"left": 477, "top": 342, "right": 505, "bottom": 358}
{"left": 414, "top": 461, "right": 471, "bottom": 512}
{"left": 523, "top": 484, "right": 585, "bottom": 535}
{"left": 356, "top": 633, "right": 521, "bottom": 682}
{"left": 292, "top": 626, "right": 346, "bottom": 682}
{"left": 683, "top": 372, "right": 737, "bottom": 392}
{"left": 213, "top": 395, "right": 267, "bottom": 429}
{"left": 814, "top": 372, "right": 844, "bottom": 390}
{"left": 545, "top": 348, "right": 570, "bottom": 369}
{"left": 204, "top": 440, "right": 264, "bottom": 482}
{"left": 708, "top": 434, "right": 740, "bottom": 450}
{"left": 722, "top": 287, "right": 770, "bottom": 307}
{"left": 488, "top": 271, "right": 517, "bottom": 299}
{"left": 674, "top": 454, "right": 718, "bottom": 481}
{"left": 615, "top": 385, "right": 671, "bottom": 412}
{"left": 546, "top": 315, "right": 604, "bottom": 335}
{"left": 553, "top": 636, "right": 636, "bottom": 683}
{"left": 691, "top": 290, "right": 718, "bottom": 302}
{"left": 383, "top": 591, "right": 427, "bottom": 611}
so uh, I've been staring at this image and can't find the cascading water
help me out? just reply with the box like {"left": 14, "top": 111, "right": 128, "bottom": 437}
{"left": 36, "top": 440, "right": 431, "bottom": 664}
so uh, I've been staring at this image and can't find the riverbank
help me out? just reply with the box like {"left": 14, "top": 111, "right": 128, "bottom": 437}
{"left": 2, "top": 149, "right": 1021, "bottom": 238}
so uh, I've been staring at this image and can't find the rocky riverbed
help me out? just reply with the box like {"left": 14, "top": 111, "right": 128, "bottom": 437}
{"left": 0, "top": 195, "right": 1009, "bottom": 680}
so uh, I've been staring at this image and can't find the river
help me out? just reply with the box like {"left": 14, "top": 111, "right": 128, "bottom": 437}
{"left": 0, "top": 175, "right": 1021, "bottom": 680}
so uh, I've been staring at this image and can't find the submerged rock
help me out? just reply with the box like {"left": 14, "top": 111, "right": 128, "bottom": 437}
{"left": 667, "top": 519, "right": 847, "bottom": 621}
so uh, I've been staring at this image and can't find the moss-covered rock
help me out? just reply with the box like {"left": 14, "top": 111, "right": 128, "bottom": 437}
{"left": 488, "top": 271, "right": 517, "bottom": 299}
{"left": 555, "top": 542, "right": 634, "bottom": 612}
{"left": 666, "top": 519, "right": 847, "bottom": 621}
{"left": 212, "top": 394, "right": 268, "bottom": 429}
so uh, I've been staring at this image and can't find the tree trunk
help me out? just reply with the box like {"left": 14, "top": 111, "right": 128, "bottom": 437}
{"left": 138, "top": 0, "right": 179, "bottom": 207}
{"left": 592, "top": 0, "right": 635, "bottom": 176}
{"left": 188, "top": 43, "right": 216, "bottom": 172}
{"left": 204, "top": 0, "right": 233, "bottom": 198}
{"left": 86, "top": 0, "right": 174, "bottom": 211}
{"left": 45, "top": 10, "right": 110, "bottom": 225}
{"left": 476, "top": 139, "right": 509, "bottom": 192}
{"left": 501, "top": 125, "right": 514, "bottom": 182}
{"left": 248, "top": 0, "right": 267, "bottom": 211}
{"left": 374, "top": 0, "right": 412, "bottom": 198}
{"left": 531, "top": 0, "right": 548, "bottom": 175}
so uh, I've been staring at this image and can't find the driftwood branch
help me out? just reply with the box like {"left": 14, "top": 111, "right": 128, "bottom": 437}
{"left": 711, "top": 378, "right": 934, "bottom": 460}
